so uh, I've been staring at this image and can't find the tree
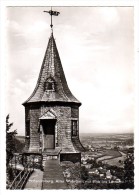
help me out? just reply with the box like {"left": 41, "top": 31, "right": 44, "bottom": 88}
{"left": 6, "top": 114, "right": 17, "bottom": 166}
{"left": 81, "top": 166, "right": 89, "bottom": 181}
{"left": 122, "top": 151, "right": 134, "bottom": 189}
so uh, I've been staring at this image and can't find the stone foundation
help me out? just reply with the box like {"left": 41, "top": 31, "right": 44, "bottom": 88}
{"left": 60, "top": 153, "right": 81, "bottom": 163}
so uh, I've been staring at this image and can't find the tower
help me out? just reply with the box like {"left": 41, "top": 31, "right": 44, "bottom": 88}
{"left": 22, "top": 9, "right": 85, "bottom": 163}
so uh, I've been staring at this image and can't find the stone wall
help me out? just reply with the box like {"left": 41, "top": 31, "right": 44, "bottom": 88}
{"left": 25, "top": 105, "right": 41, "bottom": 152}
{"left": 24, "top": 103, "right": 83, "bottom": 154}
{"left": 60, "top": 153, "right": 81, "bottom": 163}
{"left": 41, "top": 105, "right": 78, "bottom": 152}
{"left": 71, "top": 106, "right": 79, "bottom": 118}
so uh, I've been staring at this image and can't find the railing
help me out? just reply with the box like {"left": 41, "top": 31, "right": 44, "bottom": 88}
{"left": 19, "top": 170, "right": 32, "bottom": 189}
{"left": 7, "top": 152, "right": 43, "bottom": 189}
{"left": 8, "top": 165, "right": 33, "bottom": 190}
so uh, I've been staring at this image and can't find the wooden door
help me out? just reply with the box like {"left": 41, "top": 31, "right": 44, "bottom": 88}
{"left": 45, "top": 135, "right": 54, "bottom": 148}
{"left": 42, "top": 120, "right": 55, "bottom": 149}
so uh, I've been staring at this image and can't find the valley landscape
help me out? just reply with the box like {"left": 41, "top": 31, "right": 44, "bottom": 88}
{"left": 13, "top": 133, "right": 134, "bottom": 189}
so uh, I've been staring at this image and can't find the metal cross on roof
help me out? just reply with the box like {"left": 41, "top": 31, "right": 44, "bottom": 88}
{"left": 44, "top": 7, "right": 60, "bottom": 30}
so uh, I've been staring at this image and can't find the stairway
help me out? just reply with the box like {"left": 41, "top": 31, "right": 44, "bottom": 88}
{"left": 42, "top": 159, "right": 68, "bottom": 189}
{"left": 42, "top": 148, "right": 61, "bottom": 167}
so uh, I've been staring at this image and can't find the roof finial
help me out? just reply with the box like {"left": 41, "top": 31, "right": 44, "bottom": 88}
{"left": 44, "top": 7, "right": 60, "bottom": 32}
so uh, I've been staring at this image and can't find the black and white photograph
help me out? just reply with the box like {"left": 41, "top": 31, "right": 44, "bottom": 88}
{"left": 0, "top": 0, "right": 139, "bottom": 193}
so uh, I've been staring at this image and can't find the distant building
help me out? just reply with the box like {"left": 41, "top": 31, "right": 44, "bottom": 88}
{"left": 88, "top": 168, "right": 99, "bottom": 175}
{"left": 84, "top": 164, "right": 92, "bottom": 169}
{"left": 106, "top": 170, "right": 112, "bottom": 179}
{"left": 98, "top": 167, "right": 107, "bottom": 174}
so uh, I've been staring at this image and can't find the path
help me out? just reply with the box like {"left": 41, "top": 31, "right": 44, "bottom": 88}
{"left": 24, "top": 169, "right": 43, "bottom": 190}
{"left": 42, "top": 159, "right": 68, "bottom": 189}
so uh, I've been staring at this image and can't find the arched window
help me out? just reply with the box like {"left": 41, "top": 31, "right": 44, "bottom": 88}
{"left": 44, "top": 77, "right": 55, "bottom": 91}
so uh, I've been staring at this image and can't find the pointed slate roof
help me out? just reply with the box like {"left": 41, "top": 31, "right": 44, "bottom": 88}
{"left": 23, "top": 33, "right": 81, "bottom": 105}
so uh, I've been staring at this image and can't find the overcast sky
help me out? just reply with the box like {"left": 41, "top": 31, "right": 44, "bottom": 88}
{"left": 6, "top": 7, "right": 134, "bottom": 135}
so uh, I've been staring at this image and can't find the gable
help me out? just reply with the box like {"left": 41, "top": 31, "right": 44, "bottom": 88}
{"left": 39, "top": 110, "right": 56, "bottom": 119}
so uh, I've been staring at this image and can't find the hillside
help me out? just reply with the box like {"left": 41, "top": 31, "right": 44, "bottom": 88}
{"left": 15, "top": 136, "right": 25, "bottom": 153}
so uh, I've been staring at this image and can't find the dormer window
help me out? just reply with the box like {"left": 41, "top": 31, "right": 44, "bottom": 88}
{"left": 46, "top": 82, "right": 54, "bottom": 90}
{"left": 44, "top": 77, "right": 55, "bottom": 91}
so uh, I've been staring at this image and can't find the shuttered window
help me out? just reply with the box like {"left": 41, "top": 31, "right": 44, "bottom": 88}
{"left": 72, "top": 120, "right": 78, "bottom": 136}
{"left": 45, "top": 77, "right": 55, "bottom": 91}
{"left": 26, "top": 120, "right": 30, "bottom": 137}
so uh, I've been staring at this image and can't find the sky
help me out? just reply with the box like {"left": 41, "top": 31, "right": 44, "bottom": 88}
{"left": 6, "top": 7, "right": 134, "bottom": 135}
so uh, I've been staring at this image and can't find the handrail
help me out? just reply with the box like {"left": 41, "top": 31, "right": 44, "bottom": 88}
{"left": 9, "top": 170, "right": 24, "bottom": 189}
{"left": 20, "top": 171, "right": 32, "bottom": 189}
{"left": 8, "top": 164, "right": 33, "bottom": 190}
{"left": 15, "top": 171, "right": 28, "bottom": 189}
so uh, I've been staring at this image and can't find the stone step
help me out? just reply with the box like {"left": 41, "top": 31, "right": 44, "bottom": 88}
{"left": 30, "top": 138, "right": 39, "bottom": 141}
{"left": 42, "top": 149, "right": 61, "bottom": 167}
{"left": 30, "top": 142, "right": 40, "bottom": 146}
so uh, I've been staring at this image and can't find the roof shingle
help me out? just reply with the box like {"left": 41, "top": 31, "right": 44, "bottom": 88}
{"left": 23, "top": 33, "right": 81, "bottom": 105}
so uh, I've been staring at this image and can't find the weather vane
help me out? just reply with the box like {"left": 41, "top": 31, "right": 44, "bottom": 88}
{"left": 44, "top": 7, "right": 60, "bottom": 31}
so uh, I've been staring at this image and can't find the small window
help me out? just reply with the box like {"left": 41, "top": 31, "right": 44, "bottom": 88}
{"left": 72, "top": 120, "right": 78, "bottom": 136}
{"left": 26, "top": 120, "right": 30, "bottom": 137}
{"left": 46, "top": 82, "right": 54, "bottom": 90}
{"left": 45, "top": 77, "right": 55, "bottom": 91}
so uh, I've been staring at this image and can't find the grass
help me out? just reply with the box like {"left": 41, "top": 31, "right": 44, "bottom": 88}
{"left": 104, "top": 149, "right": 122, "bottom": 157}
{"left": 103, "top": 155, "right": 126, "bottom": 167}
